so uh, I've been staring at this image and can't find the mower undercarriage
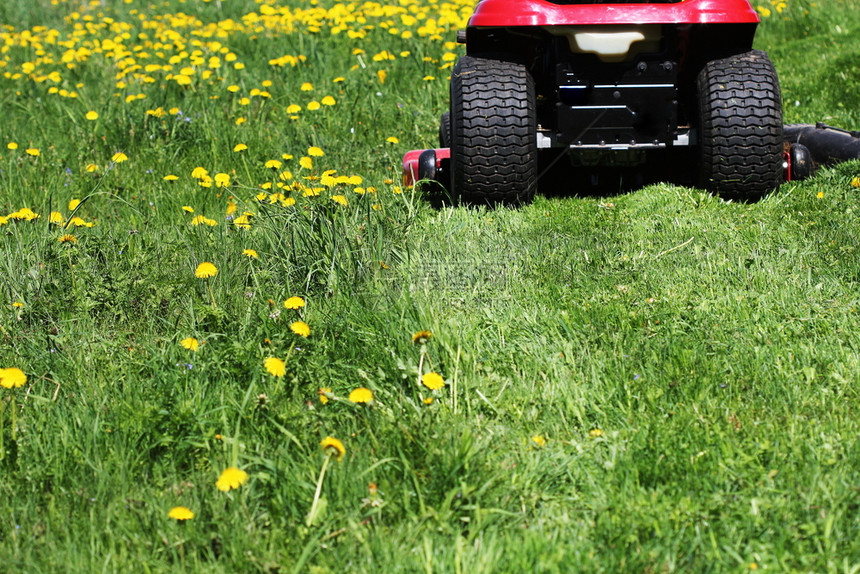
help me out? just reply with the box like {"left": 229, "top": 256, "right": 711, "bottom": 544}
{"left": 403, "top": 123, "right": 860, "bottom": 199}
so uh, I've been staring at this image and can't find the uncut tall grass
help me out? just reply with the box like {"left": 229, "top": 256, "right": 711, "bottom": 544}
{"left": 1, "top": 0, "right": 859, "bottom": 572}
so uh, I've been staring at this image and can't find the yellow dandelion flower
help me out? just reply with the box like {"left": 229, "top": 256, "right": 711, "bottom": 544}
{"left": 111, "top": 152, "right": 128, "bottom": 163}
{"left": 264, "top": 357, "right": 286, "bottom": 377}
{"left": 10, "top": 208, "right": 40, "bottom": 221}
{"left": 307, "top": 101, "right": 321, "bottom": 111}
{"left": 300, "top": 82, "right": 313, "bottom": 91}
{"left": 283, "top": 296, "right": 305, "bottom": 310}
{"left": 299, "top": 157, "right": 313, "bottom": 170}
{"left": 57, "top": 234, "right": 77, "bottom": 243}
{"left": 233, "top": 143, "right": 248, "bottom": 152}
{"left": 531, "top": 434, "right": 547, "bottom": 447}
{"left": 816, "top": 191, "right": 825, "bottom": 199}
{"left": 7, "top": 142, "right": 18, "bottom": 150}
{"left": 163, "top": 174, "right": 179, "bottom": 182}
{"left": 191, "top": 166, "right": 209, "bottom": 179}
{"left": 377, "top": 70, "right": 387, "bottom": 84}
{"left": 320, "top": 436, "right": 345, "bottom": 460}
{"left": 234, "top": 213, "right": 252, "bottom": 228}
{"left": 181, "top": 206, "right": 194, "bottom": 214}
{"left": 26, "top": 148, "right": 41, "bottom": 157}
{"left": 423, "top": 397, "right": 434, "bottom": 405}
{"left": 412, "top": 330, "right": 432, "bottom": 344}
{"left": 321, "top": 95, "right": 336, "bottom": 106}
{"left": 265, "top": 159, "right": 283, "bottom": 170}
{"left": 851, "top": 177, "right": 860, "bottom": 188}
{"left": 286, "top": 104, "right": 302, "bottom": 114}
{"left": 191, "top": 215, "right": 217, "bottom": 226}
{"left": 168, "top": 506, "right": 194, "bottom": 520}
{"left": 242, "top": 249, "right": 259, "bottom": 259}
{"left": 348, "top": 387, "right": 373, "bottom": 404}
{"left": 85, "top": 163, "right": 99, "bottom": 173}
{"left": 195, "top": 262, "right": 218, "bottom": 279}
{"left": 0, "top": 367, "right": 27, "bottom": 389}
{"left": 290, "top": 321, "right": 310, "bottom": 337}
{"left": 85, "top": 110, "right": 99, "bottom": 121}
{"left": 308, "top": 146, "right": 324, "bottom": 157}
{"left": 320, "top": 173, "right": 337, "bottom": 187}
{"left": 421, "top": 372, "right": 445, "bottom": 390}
{"left": 49, "top": 211, "right": 65, "bottom": 225}
{"left": 216, "top": 467, "right": 249, "bottom": 492}
{"left": 589, "top": 428, "right": 604, "bottom": 438}
{"left": 331, "top": 195, "right": 348, "bottom": 206}
{"left": 68, "top": 216, "right": 94, "bottom": 227}
{"left": 386, "top": 136, "right": 399, "bottom": 144}
{"left": 318, "top": 387, "right": 331, "bottom": 404}
{"left": 180, "top": 337, "right": 200, "bottom": 351}
{"left": 214, "top": 173, "right": 231, "bottom": 187}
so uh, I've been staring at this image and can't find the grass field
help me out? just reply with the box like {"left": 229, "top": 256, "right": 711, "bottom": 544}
{"left": 1, "top": 0, "right": 859, "bottom": 571}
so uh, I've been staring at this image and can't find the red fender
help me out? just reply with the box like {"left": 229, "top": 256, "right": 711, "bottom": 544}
{"left": 468, "top": 0, "right": 760, "bottom": 27}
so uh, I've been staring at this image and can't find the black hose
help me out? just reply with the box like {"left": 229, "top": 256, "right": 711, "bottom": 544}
{"left": 784, "top": 124, "right": 860, "bottom": 169}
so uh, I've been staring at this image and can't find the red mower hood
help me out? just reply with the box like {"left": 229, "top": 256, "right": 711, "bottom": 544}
{"left": 468, "top": 0, "right": 760, "bottom": 27}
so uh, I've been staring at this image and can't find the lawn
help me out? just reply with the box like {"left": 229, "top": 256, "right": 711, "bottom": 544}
{"left": 1, "top": 0, "right": 859, "bottom": 571}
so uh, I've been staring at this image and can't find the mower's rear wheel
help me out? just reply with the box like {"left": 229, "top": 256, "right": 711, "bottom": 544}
{"left": 697, "top": 50, "right": 783, "bottom": 200}
{"left": 439, "top": 111, "right": 451, "bottom": 149}
{"left": 450, "top": 55, "right": 537, "bottom": 206}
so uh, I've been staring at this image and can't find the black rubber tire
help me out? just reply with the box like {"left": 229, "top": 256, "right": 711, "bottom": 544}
{"left": 439, "top": 111, "right": 451, "bottom": 149}
{"left": 697, "top": 50, "right": 784, "bottom": 200}
{"left": 450, "top": 55, "right": 537, "bottom": 205}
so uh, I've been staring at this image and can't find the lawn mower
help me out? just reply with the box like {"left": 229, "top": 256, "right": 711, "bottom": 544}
{"left": 403, "top": 0, "right": 860, "bottom": 205}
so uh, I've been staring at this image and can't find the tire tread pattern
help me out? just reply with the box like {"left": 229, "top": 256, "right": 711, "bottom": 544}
{"left": 451, "top": 55, "right": 537, "bottom": 205}
{"left": 698, "top": 50, "right": 784, "bottom": 199}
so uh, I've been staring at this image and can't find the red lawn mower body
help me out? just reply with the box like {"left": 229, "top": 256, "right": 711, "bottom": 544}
{"left": 405, "top": 0, "right": 860, "bottom": 204}
{"left": 467, "top": 0, "right": 759, "bottom": 26}
{"left": 405, "top": 0, "right": 789, "bottom": 204}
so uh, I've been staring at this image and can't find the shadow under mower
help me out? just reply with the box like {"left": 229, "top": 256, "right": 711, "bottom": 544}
{"left": 403, "top": 0, "right": 860, "bottom": 205}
